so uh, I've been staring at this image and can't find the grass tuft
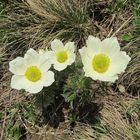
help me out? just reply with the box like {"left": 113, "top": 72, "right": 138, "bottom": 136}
{"left": 2, "top": 0, "right": 95, "bottom": 51}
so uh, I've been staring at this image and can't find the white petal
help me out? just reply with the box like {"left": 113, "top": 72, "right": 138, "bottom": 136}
{"left": 96, "top": 74, "right": 118, "bottom": 82}
{"left": 24, "top": 48, "right": 40, "bottom": 65}
{"left": 51, "top": 39, "right": 64, "bottom": 51}
{"left": 11, "top": 75, "right": 30, "bottom": 90}
{"left": 86, "top": 35, "right": 102, "bottom": 54}
{"left": 101, "top": 37, "right": 120, "bottom": 56}
{"left": 79, "top": 47, "right": 93, "bottom": 71}
{"left": 43, "top": 50, "right": 53, "bottom": 60}
{"left": 68, "top": 53, "right": 76, "bottom": 64}
{"left": 40, "top": 61, "right": 51, "bottom": 72}
{"left": 65, "top": 42, "right": 75, "bottom": 52}
{"left": 9, "top": 57, "right": 26, "bottom": 75}
{"left": 79, "top": 47, "right": 89, "bottom": 64}
{"left": 104, "top": 75, "right": 118, "bottom": 82}
{"left": 25, "top": 81, "right": 43, "bottom": 94}
{"left": 39, "top": 52, "right": 52, "bottom": 72}
{"left": 39, "top": 49, "right": 45, "bottom": 54}
{"left": 109, "top": 51, "right": 131, "bottom": 74}
{"left": 53, "top": 62, "right": 68, "bottom": 71}
{"left": 41, "top": 71, "right": 55, "bottom": 87}
{"left": 47, "top": 51, "right": 57, "bottom": 64}
{"left": 83, "top": 65, "right": 118, "bottom": 83}
{"left": 83, "top": 66, "right": 95, "bottom": 77}
{"left": 24, "top": 48, "right": 38, "bottom": 57}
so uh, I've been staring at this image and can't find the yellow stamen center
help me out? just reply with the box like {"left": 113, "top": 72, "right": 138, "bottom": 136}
{"left": 56, "top": 51, "right": 68, "bottom": 63}
{"left": 92, "top": 53, "right": 110, "bottom": 73}
{"left": 25, "top": 66, "right": 42, "bottom": 82}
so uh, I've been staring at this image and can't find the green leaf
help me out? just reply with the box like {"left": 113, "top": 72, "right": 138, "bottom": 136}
{"left": 62, "top": 92, "right": 77, "bottom": 103}
{"left": 122, "top": 33, "right": 133, "bottom": 41}
{"left": 6, "top": 123, "right": 22, "bottom": 140}
{"left": 0, "top": 112, "right": 3, "bottom": 120}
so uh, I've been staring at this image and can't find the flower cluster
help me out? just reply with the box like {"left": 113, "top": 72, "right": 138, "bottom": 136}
{"left": 9, "top": 36, "right": 131, "bottom": 93}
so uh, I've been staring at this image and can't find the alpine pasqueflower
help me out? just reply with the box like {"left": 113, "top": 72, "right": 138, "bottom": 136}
{"left": 49, "top": 39, "right": 75, "bottom": 71}
{"left": 79, "top": 36, "right": 131, "bottom": 82}
{"left": 9, "top": 48, "right": 55, "bottom": 93}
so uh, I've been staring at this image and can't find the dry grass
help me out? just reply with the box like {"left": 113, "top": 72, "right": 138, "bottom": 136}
{"left": 117, "top": 51, "right": 140, "bottom": 96}
{"left": 0, "top": 0, "right": 140, "bottom": 139}
{"left": 101, "top": 96, "right": 140, "bottom": 140}
{"left": 1, "top": 0, "right": 95, "bottom": 51}
{"left": 24, "top": 122, "right": 96, "bottom": 140}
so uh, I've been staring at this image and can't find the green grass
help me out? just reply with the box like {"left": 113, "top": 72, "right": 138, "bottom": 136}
{"left": 0, "top": 0, "right": 140, "bottom": 140}
{"left": 0, "top": 0, "right": 95, "bottom": 51}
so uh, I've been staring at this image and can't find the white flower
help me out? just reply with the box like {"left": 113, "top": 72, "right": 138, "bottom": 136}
{"left": 49, "top": 39, "right": 76, "bottom": 71}
{"left": 38, "top": 47, "right": 49, "bottom": 54}
{"left": 79, "top": 36, "right": 131, "bottom": 82}
{"left": 9, "top": 48, "right": 55, "bottom": 94}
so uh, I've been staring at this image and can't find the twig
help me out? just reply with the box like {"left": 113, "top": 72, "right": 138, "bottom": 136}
{"left": 111, "top": 15, "right": 133, "bottom": 37}
{"left": 0, "top": 112, "right": 6, "bottom": 140}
